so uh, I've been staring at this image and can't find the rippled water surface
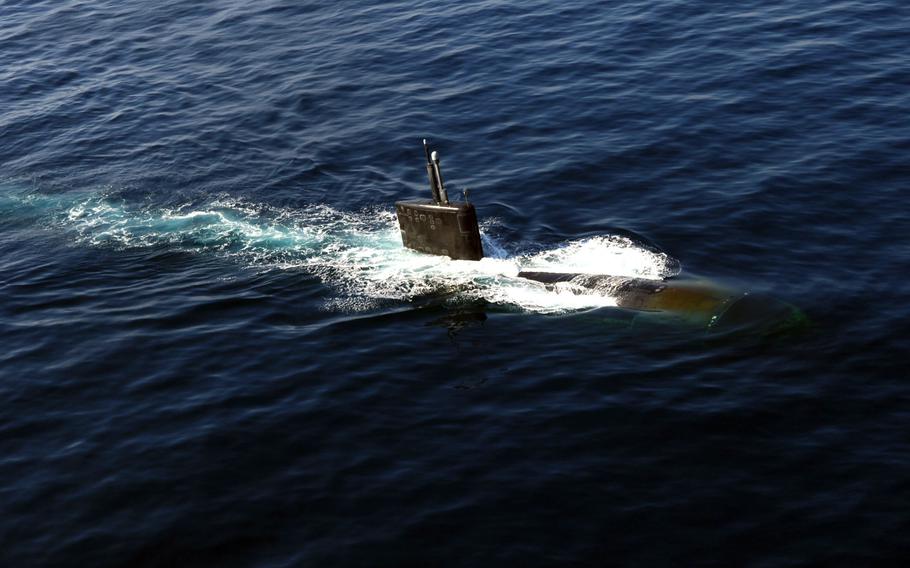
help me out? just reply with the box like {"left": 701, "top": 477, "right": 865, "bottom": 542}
{"left": 2, "top": 1, "right": 909, "bottom": 565}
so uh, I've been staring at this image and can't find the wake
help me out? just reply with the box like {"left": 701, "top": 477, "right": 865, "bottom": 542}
{"left": 10, "top": 190, "right": 679, "bottom": 314}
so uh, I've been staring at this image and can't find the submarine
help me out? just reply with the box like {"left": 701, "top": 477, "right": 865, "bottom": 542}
{"left": 396, "top": 140, "right": 802, "bottom": 332}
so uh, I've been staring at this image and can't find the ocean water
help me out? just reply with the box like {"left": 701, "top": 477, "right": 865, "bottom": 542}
{"left": 2, "top": 0, "right": 909, "bottom": 565}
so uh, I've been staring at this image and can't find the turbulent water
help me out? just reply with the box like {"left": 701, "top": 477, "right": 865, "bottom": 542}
{"left": 2, "top": 1, "right": 909, "bottom": 565}
{"left": 3, "top": 189, "right": 677, "bottom": 314}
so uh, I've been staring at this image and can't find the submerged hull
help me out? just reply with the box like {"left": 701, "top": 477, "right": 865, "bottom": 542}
{"left": 517, "top": 271, "right": 802, "bottom": 332}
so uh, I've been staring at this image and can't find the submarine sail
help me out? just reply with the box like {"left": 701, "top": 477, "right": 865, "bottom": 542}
{"left": 396, "top": 140, "right": 484, "bottom": 261}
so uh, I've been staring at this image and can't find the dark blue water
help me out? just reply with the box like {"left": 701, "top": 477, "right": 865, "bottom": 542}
{"left": 2, "top": 1, "right": 909, "bottom": 565}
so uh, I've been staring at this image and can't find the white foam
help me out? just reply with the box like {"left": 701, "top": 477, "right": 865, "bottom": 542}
{"left": 520, "top": 235, "right": 672, "bottom": 279}
{"left": 58, "top": 194, "right": 679, "bottom": 314}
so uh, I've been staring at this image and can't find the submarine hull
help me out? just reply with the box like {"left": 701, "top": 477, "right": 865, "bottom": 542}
{"left": 517, "top": 271, "right": 801, "bottom": 332}
{"left": 517, "top": 271, "right": 731, "bottom": 313}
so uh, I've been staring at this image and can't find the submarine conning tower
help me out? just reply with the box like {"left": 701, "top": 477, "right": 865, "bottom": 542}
{"left": 395, "top": 139, "right": 484, "bottom": 261}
